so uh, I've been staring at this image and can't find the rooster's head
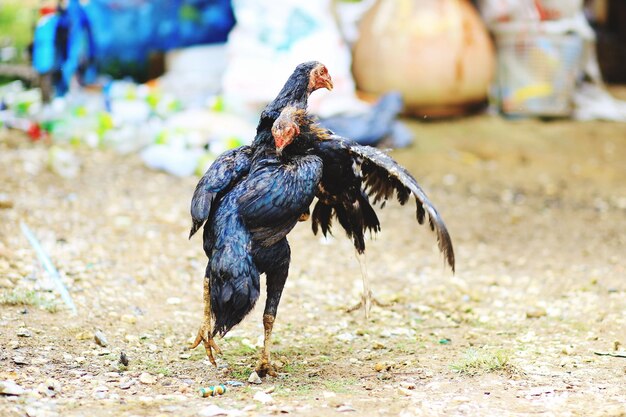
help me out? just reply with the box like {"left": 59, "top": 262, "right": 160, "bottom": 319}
{"left": 307, "top": 62, "right": 333, "bottom": 93}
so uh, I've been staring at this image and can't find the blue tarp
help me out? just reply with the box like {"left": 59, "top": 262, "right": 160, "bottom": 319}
{"left": 32, "top": 0, "right": 235, "bottom": 95}
{"left": 84, "top": 0, "right": 235, "bottom": 64}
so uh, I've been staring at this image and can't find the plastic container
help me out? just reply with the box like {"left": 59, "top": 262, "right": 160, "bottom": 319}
{"left": 494, "top": 26, "right": 584, "bottom": 117}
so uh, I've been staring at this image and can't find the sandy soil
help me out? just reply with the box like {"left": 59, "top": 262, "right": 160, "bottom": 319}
{"left": 0, "top": 110, "right": 625, "bottom": 417}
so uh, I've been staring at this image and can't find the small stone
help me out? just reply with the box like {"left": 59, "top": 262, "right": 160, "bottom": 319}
{"left": 8, "top": 341, "right": 19, "bottom": 349}
{"left": 0, "top": 381, "right": 25, "bottom": 396}
{"left": 139, "top": 373, "right": 157, "bottom": 385}
{"left": 374, "top": 362, "right": 385, "bottom": 372}
{"left": 119, "top": 379, "right": 134, "bottom": 390}
{"left": 13, "top": 355, "right": 28, "bottom": 365}
{"left": 372, "top": 341, "right": 386, "bottom": 350}
{"left": 37, "top": 379, "right": 61, "bottom": 397}
{"left": 199, "top": 405, "right": 228, "bottom": 417}
{"left": 400, "top": 381, "right": 416, "bottom": 390}
{"left": 240, "top": 338, "right": 257, "bottom": 350}
{"left": 526, "top": 307, "right": 547, "bottom": 319}
{"left": 253, "top": 391, "right": 273, "bottom": 404}
{"left": 248, "top": 371, "right": 262, "bottom": 384}
{"left": 561, "top": 345, "right": 575, "bottom": 355}
{"left": 179, "top": 353, "right": 191, "bottom": 359}
{"left": 75, "top": 331, "right": 94, "bottom": 341}
{"left": 121, "top": 314, "right": 137, "bottom": 324}
{"left": 398, "top": 387, "right": 413, "bottom": 397}
{"left": 452, "top": 395, "right": 471, "bottom": 403}
{"left": 94, "top": 330, "right": 108, "bottom": 347}
{"left": 17, "top": 328, "right": 32, "bottom": 337}
{"left": 0, "top": 278, "right": 14, "bottom": 288}
{"left": 336, "top": 332, "right": 355, "bottom": 342}
{"left": 104, "top": 372, "right": 120, "bottom": 381}
{"left": 166, "top": 297, "right": 181, "bottom": 305}
{"left": 337, "top": 405, "right": 356, "bottom": 412}
{"left": 0, "top": 194, "right": 13, "bottom": 209}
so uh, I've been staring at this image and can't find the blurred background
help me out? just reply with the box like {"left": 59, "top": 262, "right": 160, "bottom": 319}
{"left": 1, "top": 0, "right": 625, "bottom": 176}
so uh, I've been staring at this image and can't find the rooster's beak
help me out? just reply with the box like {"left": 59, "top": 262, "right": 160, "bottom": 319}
{"left": 322, "top": 75, "right": 333, "bottom": 91}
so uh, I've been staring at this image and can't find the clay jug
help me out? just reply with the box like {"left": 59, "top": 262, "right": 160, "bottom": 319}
{"left": 353, "top": 0, "right": 495, "bottom": 117}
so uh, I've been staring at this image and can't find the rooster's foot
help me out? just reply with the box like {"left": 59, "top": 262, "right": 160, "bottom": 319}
{"left": 255, "top": 358, "right": 277, "bottom": 378}
{"left": 190, "top": 322, "right": 222, "bottom": 367}
{"left": 346, "top": 290, "right": 390, "bottom": 318}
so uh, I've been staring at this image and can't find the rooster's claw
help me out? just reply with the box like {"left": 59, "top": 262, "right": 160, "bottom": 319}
{"left": 191, "top": 323, "right": 222, "bottom": 367}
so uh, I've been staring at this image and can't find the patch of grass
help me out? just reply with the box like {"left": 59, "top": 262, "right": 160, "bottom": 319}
{"left": 141, "top": 359, "right": 172, "bottom": 376}
{"left": 451, "top": 348, "right": 514, "bottom": 376}
{"left": 228, "top": 363, "right": 254, "bottom": 381}
{"left": 217, "top": 337, "right": 257, "bottom": 379}
{"left": 282, "top": 361, "right": 306, "bottom": 373}
{"left": 0, "top": 289, "right": 59, "bottom": 313}
{"left": 220, "top": 337, "right": 257, "bottom": 356}
{"left": 321, "top": 377, "right": 357, "bottom": 393}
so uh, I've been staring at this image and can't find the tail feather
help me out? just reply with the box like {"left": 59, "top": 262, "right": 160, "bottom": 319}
{"left": 209, "top": 261, "right": 260, "bottom": 337}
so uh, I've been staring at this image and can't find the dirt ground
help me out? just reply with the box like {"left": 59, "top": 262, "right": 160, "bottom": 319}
{"left": 1, "top": 100, "right": 625, "bottom": 416}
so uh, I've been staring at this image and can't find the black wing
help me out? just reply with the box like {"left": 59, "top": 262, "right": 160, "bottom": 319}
{"left": 189, "top": 146, "right": 253, "bottom": 238}
{"left": 316, "top": 135, "right": 455, "bottom": 272}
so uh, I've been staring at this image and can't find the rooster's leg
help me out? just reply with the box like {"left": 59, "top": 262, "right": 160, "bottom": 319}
{"left": 191, "top": 276, "right": 221, "bottom": 366}
{"left": 346, "top": 253, "right": 389, "bottom": 318}
{"left": 257, "top": 313, "right": 277, "bottom": 377}
{"left": 255, "top": 241, "right": 290, "bottom": 378}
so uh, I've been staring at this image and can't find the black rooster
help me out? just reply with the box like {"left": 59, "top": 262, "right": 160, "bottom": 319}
{"left": 189, "top": 63, "right": 454, "bottom": 378}
{"left": 189, "top": 62, "right": 333, "bottom": 376}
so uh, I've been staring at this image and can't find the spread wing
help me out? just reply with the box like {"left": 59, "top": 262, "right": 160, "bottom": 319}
{"left": 322, "top": 135, "right": 455, "bottom": 272}
{"left": 189, "top": 146, "right": 253, "bottom": 238}
{"left": 238, "top": 154, "right": 323, "bottom": 247}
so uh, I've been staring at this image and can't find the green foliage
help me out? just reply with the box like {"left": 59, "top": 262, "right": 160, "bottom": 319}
{"left": 0, "top": 2, "right": 35, "bottom": 60}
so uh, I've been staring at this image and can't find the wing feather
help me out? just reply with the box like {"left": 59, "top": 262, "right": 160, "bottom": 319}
{"left": 332, "top": 135, "right": 455, "bottom": 272}
{"left": 189, "top": 146, "right": 253, "bottom": 238}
